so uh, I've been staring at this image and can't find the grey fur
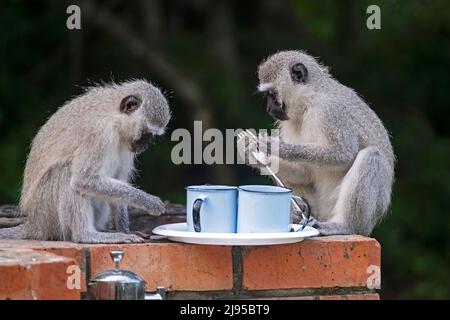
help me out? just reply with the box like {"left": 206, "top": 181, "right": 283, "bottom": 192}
{"left": 0, "top": 80, "right": 171, "bottom": 243}
{"left": 242, "top": 50, "right": 394, "bottom": 236}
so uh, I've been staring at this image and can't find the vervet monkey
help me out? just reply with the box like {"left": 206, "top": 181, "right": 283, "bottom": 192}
{"left": 238, "top": 51, "right": 394, "bottom": 236}
{"left": 0, "top": 80, "right": 171, "bottom": 243}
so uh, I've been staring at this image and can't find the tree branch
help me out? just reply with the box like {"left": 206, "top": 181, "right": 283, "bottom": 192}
{"left": 82, "top": 1, "right": 213, "bottom": 128}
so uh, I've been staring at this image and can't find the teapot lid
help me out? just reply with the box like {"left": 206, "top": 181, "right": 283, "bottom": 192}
{"left": 90, "top": 250, "right": 144, "bottom": 285}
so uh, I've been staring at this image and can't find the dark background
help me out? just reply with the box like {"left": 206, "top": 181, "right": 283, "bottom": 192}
{"left": 1, "top": 0, "right": 449, "bottom": 299}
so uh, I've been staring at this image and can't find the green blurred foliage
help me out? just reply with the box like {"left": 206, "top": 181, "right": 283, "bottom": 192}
{"left": 0, "top": 0, "right": 449, "bottom": 298}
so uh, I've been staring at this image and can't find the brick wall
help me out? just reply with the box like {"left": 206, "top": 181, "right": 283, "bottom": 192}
{"left": 0, "top": 235, "right": 380, "bottom": 300}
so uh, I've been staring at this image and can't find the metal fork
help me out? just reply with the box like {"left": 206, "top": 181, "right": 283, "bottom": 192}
{"left": 237, "top": 130, "right": 311, "bottom": 231}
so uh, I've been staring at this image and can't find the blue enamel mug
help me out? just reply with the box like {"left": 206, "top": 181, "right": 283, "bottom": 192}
{"left": 186, "top": 185, "right": 238, "bottom": 233}
{"left": 237, "top": 185, "right": 292, "bottom": 233}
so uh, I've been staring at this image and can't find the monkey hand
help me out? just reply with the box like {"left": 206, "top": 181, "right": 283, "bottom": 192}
{"left": 142, "top": 195, "right": 165, "bottom": 216}
{"left": 237, "top": 133, "right": 265, "bottom": 168}
{"left": 290, "top": 206, "right": 303, "bottom": 224}
{"left": 257, "top": 133, "right": 281, "bottom": 156}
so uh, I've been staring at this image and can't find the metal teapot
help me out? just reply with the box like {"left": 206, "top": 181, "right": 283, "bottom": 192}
{"left": 88, "top": 249, "right": 165, "bottom": 300}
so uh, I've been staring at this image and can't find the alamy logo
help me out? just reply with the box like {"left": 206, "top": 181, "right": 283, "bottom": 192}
{"left": 170, "top": 121, "right": 280, "bottom": 175}
{"left": 66, "top": 265, "right": 81, "bottom": 290}
{"left": 366, "top": 5, "right": 381, "bottom": 30}
{"left": 366, "top": 265, "right": 381, "bottom": 289}
{"left": 66, "top": 5, "right": 81, "bottom": 30}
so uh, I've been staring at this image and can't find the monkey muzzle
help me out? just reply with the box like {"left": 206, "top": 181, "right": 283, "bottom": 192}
{"left": 265, "top": 91, "right": 289, "bottom": 121}
{"left": 131, "top": 131, "right": 156, "bottom": 154}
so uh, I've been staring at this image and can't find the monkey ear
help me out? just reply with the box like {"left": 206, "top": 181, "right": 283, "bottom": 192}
{"left": 120, "top": 95, "right": 141, "bottom": 114}
{"left": 290, "top": 63, "right": 308, "bottom": 83}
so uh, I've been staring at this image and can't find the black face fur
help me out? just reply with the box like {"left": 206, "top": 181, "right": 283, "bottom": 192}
{"left": 262, "top": 63, "right": 309, "bottom": 121}
{"left": 130, "top": 130, "right": 157, "bottom": 154}
{"left": 264, "top": 89, "right": 289, "bottom": 121}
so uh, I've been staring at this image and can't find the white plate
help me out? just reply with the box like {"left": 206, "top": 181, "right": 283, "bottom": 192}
{"left": 152, "top": 223, "right": 319, "bottom": 246}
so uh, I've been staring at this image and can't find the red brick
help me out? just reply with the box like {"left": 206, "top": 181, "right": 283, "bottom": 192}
{"left": 0, "top": 240, "right": 86, "bottom": 291}
{"left": 88, "top": 243, "right": 233, "bottom": 291}
{"left": 0, "top": 249, "right": 81, "bottom": 300}
{"left": 242, "top": 235, "right": 380, "bottom": 290}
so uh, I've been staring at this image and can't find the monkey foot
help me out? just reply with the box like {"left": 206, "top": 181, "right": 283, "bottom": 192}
{"left": 312, "top": 221, "right": 354, "bottom": 236}
{"left": 73, "top": 231, "right": 145, "bottom": 244}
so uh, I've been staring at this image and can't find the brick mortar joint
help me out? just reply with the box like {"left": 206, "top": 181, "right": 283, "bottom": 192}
{"left": 83, "top": 248, "right": 91, "bottom": 291}
{"left": 232, "top": 246, "right": 243, "bottom": 293}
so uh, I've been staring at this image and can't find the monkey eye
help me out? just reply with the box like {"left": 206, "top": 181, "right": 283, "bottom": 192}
{"left": 290, "top": 63, "right": 308, "bottom": 83}
{"left": 120, "top": 95, "right": 141, "bottom": 114}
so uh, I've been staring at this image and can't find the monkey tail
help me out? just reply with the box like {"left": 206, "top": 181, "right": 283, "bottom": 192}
{"left": 337, "top": 146, "right": 389, "bottom": 236}
{"left": 0, "top": 204, "right": 27, "bottom": 239}
{"left": 0, "top": 224, "right": 27, "bottom": 239}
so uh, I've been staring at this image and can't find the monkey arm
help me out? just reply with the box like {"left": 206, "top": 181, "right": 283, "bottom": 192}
{"left": 277, "top": 116, "right": 359, "bottom": 166}
{"left": 278, "top": 142, "right": 358, "bottom": 166}
{"left": 70, "top": 175, "right": 164, "bottom": 215}
{"left": 276, "top": 105, "right": 360, "bottom": 166}
{"left": 70, "top": 140, "right": 164, "bottom": 215}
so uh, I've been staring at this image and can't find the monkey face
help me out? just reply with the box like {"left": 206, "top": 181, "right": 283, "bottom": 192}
{"left": 264, "top": 89, "right": 289, "bottom": 121}
{"left": 263, "top": 62, "right": 308, "bottom": 121}
{"left": 130, "top": 130, "right": 157, "bottom": 154}
{"left": 116, "top": 80, "right": 171, "bottom": 154}
{"left": 259, "top": 61, "right": 310, "bottom": 122}
{"left": 258, "top": 51, "right": 323, "bottom": 121}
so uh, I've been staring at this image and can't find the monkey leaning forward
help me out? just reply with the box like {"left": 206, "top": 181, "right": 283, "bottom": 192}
{"left": 239, "top": 51, "right": 395, "bottom": 236}
{"left": 0, "top": 80, "right": 171, "bottom": 243}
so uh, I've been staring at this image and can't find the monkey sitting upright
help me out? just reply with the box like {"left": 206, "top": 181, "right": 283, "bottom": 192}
{"left": 0, "top": 80, "right": 171, "bottom": 243}
{"left": 238, "top": 51, "right": 395, "bottom": 236}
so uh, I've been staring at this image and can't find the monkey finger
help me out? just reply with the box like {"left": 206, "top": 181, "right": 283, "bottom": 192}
{"left": 237, "top": 137, "right": 254, "bottom": 164}
{"left": 130, "top": 230, "right": 151, "bottom": 239}
{"left": 143, "top": 198, "right": 165, "bottom": 216}
{"left": 120, "top": 233, "right": 145, "bottom": 243}
{"left": 258, "top": 132, "right": 269, "bottom": 143}
{"left": 307, "top": 217, "right": 318, "bottom": 227}
{"left": 155, "top": 201, "right": 166, "bottom": 216}
{"left": 236, "top": 135, "right": 248, "bottom": 151}
{"left": 244, "top": 129, "right": 259, "bottom": 143}
{"left": 149, "top": 207, "right": 164, "bottom": 216}
{"left": 290, "top": 210, "right": 303, "bottom": 224}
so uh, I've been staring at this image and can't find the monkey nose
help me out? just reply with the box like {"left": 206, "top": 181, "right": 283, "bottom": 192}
{"left": 141, "top": 131, "right": 155, "bottom": 142}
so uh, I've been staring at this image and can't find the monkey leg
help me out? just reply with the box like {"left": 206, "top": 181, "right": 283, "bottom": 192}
{"left": 60, "top": 188, "right": 144, "bottom": 243}
{"left": 113, "top": 204, "right": 130, "bottom": 232}
{"left": 110, "top": 205, "right": 150, "bottom": 239}
{"left": 92, "top": 198, "right": 114, "bottom": 232}
{"left": 316, "top": 147, "right": 384, "bottom": 236}
{"left": 21, "top": 163, "right": 72, "bottom": 240}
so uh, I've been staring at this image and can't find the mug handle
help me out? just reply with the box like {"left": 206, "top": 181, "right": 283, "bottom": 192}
{"left": 192, "top": 196, "right": 206, "bottom": 232}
